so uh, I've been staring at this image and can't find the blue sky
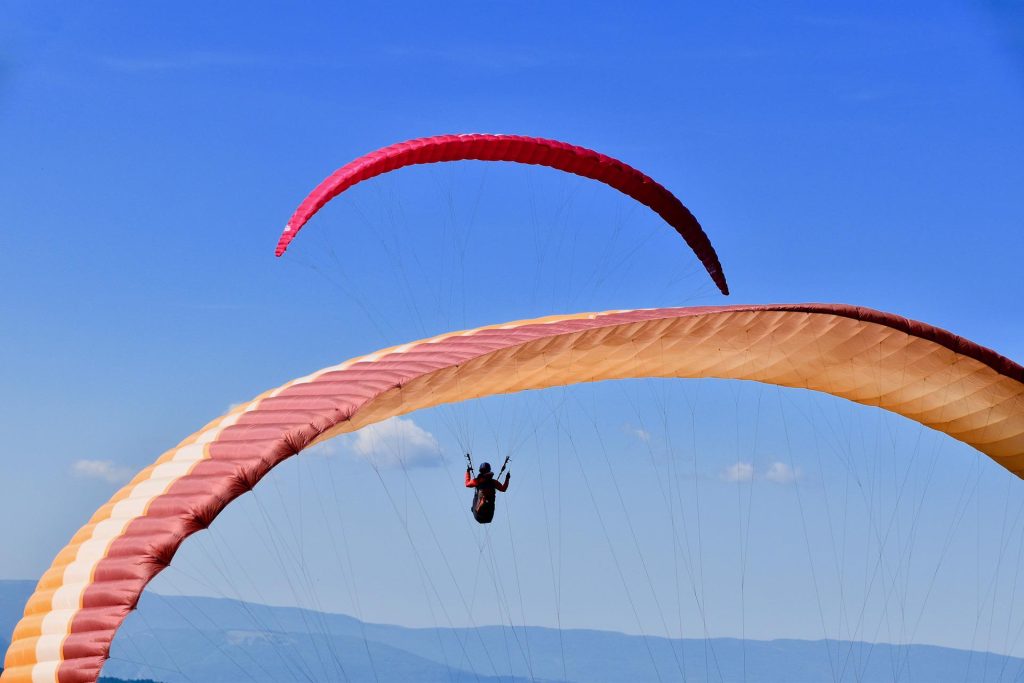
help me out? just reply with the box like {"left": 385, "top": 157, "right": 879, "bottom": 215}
{"left": 2, "top": 0, "right": 1024, "bottom": 664}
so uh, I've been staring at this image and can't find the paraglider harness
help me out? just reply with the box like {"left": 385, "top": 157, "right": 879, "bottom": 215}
{"left": 466, "top": 453, "right": 509, "bottom": 525}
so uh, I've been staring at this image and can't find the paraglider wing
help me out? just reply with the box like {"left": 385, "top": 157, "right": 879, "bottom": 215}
{"left": 275, "top": 134, "right": 730, "bottom": 295}
{"left": 4, "top": 304, "right": 1024, "bottom": 682}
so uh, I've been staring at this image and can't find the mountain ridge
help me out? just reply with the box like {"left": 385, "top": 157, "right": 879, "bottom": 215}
{"left": 3, "top": 580, "right": 1022, "bottom": 682}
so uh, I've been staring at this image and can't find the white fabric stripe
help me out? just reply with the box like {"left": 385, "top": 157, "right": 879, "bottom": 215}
{"left": 37, "top": 610, "right": 76, "bottom": 638}
{"left": 167, "top": 443, "right": 206, "bottom": 463}
{"left": 31, "top": 659, "right": 58, "bottom": 683}
{"left": 32, "top": 637, "right": 62, "bottom": 679}
{"left": 147, "top": 460, "right": 198, "bottom": 480}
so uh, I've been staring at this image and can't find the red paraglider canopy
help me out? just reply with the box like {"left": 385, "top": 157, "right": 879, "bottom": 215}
{"left": 275, "top": 134, "right": 730, "bottom": 295}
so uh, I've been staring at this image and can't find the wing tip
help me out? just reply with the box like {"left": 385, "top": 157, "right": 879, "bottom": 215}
{"left": 275, "top": 224, "right": 293, "bottom": 257}
{"left": 712, "top": 270, "right": 730, "bottom": 296}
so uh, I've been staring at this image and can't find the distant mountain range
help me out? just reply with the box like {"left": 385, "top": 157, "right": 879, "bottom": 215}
{"left": 3, "top": 579, "right": 1023, "bottom": 682}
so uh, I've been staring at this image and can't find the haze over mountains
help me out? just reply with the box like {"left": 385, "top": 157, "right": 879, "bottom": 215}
{"left": 3, "top": 580, "right": 1022, "bottom": 682}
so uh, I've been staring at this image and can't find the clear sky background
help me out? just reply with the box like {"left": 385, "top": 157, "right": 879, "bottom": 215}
{"left": 2, "top": 0, "right": 1024, "bottom": 665}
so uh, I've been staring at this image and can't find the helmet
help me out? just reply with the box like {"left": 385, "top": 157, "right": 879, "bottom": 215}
{"left": 479, "top": 462, "right": 492, "bottom": 474}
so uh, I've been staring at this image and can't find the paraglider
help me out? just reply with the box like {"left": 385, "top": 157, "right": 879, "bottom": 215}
{"left": 3, "top": 303, "right": 1023, "bottom": 683}
{"left": 465, "top": 454, "right": 511, "bottom": 524}
{"left": 274, "top": 133, "right": 731, "bottom": 295}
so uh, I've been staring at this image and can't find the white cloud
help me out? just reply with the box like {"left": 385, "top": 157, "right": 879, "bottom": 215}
{"left": 721, "top": 460, "right": 801, "bottom": 484}
{"left": 97, "top": 51, "right": 263, "bottom": 72}
{"left": 623, "top": 424, "right": 651, "bottom": 442}
{"left": 722, "top": 462, "right": 754, "bottom": 482}
{"left": 348, "top": 417, "right": 441, "bottom": 469}
{"left": 72, "top": 459, "right": 132, "bottom": 484}
{"left": 764, "top": 461, "right": 801, "bottom": 484}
